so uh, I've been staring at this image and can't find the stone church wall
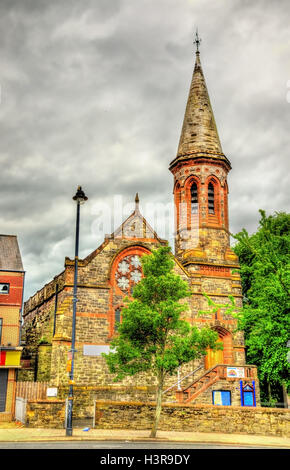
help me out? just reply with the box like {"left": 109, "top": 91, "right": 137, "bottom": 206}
{"left": 19, "top": 214, "right": 251, "bottom": 416}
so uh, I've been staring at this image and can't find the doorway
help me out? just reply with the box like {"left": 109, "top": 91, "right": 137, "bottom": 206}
{"left": 204, "top": 328, "right": 233, "bottom": 370}
{"left": 205, "top": 338, "right": 223, "bottom": 369}
{"left": 0, "top": 369, "right": 8, "bottom": 412}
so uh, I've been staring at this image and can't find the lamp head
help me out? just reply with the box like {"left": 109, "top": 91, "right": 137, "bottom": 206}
{"left": 73, "top": 186, "right": 88, "bottom": 204}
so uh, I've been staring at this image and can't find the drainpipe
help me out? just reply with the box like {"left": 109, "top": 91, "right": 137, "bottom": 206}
{"left": 19, "top": 271, "right": 26, "bottom": 347}
{"left": 53, "top": 283, "right": 59, "bottom": 337}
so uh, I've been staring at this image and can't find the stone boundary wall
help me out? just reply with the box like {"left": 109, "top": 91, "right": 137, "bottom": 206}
{"left": 56, "top": 385, "right": 163, "bottom": 419}
{"left": 94, "top": 401, "right": 290, "bottom": 437}
{"left": 26, "top": 400, "right": 65, "bottom": 428}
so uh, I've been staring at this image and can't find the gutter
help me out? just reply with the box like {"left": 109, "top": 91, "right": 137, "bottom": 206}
{"left": 0, "top": 268, "right": 25, "bottom": 273}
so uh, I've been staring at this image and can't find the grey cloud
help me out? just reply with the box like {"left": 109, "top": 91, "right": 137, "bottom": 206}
{"left": 0, "top": 0, "right": 289, "bottom": 300}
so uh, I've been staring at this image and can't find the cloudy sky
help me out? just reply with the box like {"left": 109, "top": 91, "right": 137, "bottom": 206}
{"left": 0, "top": 0, "right": 289, "bottom": 300}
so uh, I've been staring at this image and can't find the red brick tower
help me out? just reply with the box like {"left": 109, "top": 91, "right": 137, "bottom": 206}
{"left": 169, "top": 48, "right": 238, "bottom": 272}
{"left": 169, "top": 43, "right": 251, "bottom": 385}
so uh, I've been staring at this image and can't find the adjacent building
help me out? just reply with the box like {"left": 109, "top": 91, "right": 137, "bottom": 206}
{"left": 19, "top": 46, "right": 259, "bottom": 418}
{"left": 0, "top": 235, "right": 24, "bottom": 421}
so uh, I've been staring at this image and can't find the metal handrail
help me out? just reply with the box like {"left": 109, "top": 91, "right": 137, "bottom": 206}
{"left": 163, "top": 365, "right": 203, "bottom": 394}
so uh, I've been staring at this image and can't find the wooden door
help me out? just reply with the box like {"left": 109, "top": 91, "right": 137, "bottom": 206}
{"left": 205, "top": 338, "right": 223, "bottom": 370}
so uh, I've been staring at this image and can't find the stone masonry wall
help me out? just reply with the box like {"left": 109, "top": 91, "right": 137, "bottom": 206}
{"left": 26, "top": 400, "right": 65, "bottom": 428}
{"left": 55, "top": 385, "right": 158, "bottom": 419}
{"left": 36, "top": 344, "right": 52, "bottom": 382}
{"left": 94, "top": 401, "right": 290, "bottom": 437}
{"left": 18, "top": 289, "right": 63, "bottom": 381}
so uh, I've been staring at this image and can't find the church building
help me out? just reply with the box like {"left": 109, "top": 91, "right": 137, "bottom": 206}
{"left": 19, "top": 42, "right": 259, "bottom": 417}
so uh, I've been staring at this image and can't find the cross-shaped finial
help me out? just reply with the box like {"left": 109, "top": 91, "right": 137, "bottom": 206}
{"left": 135, "top": 192, "right": 140, "bottom": 211}
{"left": 194, "top": 28, "right": 201, "bottom": 53}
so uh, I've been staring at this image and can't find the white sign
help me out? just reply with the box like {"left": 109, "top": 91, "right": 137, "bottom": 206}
{"left": 227, "top": 367, "right": 245, "bottom": 378}
{"left": 213, "top": 391, "right": 222, "bottom": 405}
{"left": 46, "top": 387, "right": 58, "bottom": 397}
{"left": 83, "top": 345, "right": 111, "bottom": 356}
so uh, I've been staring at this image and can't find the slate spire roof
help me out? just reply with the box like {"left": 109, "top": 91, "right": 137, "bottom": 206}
{"left": 170, "top": 50, "right": 231, "bottom": 169}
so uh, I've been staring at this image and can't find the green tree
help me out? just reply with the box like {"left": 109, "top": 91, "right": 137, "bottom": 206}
{"left": 104, "top": 246, "right": 220, "bottom": 437}
{"left": 233, "top": 210, "right": 290, "bottom": 405}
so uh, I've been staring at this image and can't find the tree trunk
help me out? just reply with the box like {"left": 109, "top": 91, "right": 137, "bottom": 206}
{"left": 282, "top": 382, "right": 289, "bottom": 409}
{"left": 150, "top": 373, "right": 164, "bottom": 438}
{"left": 267, "top": 381, "right": 272, "bottom": 404}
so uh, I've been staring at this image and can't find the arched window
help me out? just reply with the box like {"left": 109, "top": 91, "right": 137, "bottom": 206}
{"left": 191, "top": 182, "right": 198, "bottom": 214}
{"left": 208, "top": 182, "right": 215, "bottom": 214}
{"left": 115, "top": 308, "right": 121, "bottom": 331}
{"left": 174, "top": 184, "right": 181, "bottom": 232}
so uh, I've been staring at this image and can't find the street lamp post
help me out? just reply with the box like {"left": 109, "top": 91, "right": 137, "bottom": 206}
{"left": 66, "top": 186, "right": 88, "bottom": 437}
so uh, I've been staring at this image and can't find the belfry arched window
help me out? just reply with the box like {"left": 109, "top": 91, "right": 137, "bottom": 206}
{"left": 208, "top": 182, "right": 215, "bottom": 214}
{"left": 191, "top": 182, "right": 198, "bottom": 214}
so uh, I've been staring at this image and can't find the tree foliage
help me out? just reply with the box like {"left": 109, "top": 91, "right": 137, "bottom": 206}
{"left": 233, "top": 210, "right": 290, "bottom": 403}
{"left": 198, "top": 292, "right": 237, "bottom": 317}
{"left": 103, "top": 246, "right": 220, "bottom": 436}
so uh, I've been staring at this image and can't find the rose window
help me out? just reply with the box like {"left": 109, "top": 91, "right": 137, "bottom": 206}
{"left": 115, "top": 254, "right": 143, "bottom": 293}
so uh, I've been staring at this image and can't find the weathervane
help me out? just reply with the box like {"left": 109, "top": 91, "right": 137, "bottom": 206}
{"left": 194, "top": 28, "right": 202, "bottom": 53}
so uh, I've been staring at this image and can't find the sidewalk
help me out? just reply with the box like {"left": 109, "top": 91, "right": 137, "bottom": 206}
{"left": 0, "top": 423, "right": 289, "bottom": 447}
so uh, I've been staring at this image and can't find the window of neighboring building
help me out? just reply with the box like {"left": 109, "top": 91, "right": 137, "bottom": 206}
{"left": 115, "top": 308, "right": 121, "bottom": 332}
{"left": 190, "top": 182, "right": 198, "bottom": 214}
{"left": 0, "top": 318, "right": 2, "bottom": 343}
{"left": 208, "top": 182, "right": 215, "bottom": 214}
{"left": 0, "top": 283, "right": 9, "bottom": 294}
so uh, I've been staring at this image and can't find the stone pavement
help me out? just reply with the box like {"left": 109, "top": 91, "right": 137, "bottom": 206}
{"left": 0, "top": 423, "right": 289, "bottom": 447}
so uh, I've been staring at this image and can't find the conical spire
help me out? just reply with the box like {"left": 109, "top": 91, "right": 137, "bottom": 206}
{"left": 174, "top": 49, "right": 227, "bottom": 164}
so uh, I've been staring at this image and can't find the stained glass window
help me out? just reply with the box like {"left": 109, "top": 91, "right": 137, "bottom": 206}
{"left": 117, "top": 277, "right": 129, "bottom": 290}
{"left": 131, "top": 270, "right": 142, "bottom": 283}
{"left": 131, "top": 255, "right": 141, "bottom": 268}
{"left": 118, "top": 261, "right": 130, "bottom": 274}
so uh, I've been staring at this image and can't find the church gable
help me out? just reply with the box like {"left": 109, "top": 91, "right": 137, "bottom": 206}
{"left": 113, "top": 211, "right": 156, "bottom": 241}
{"left": 112, "top": 193, "right": 165, "bottom": 244}
{"left": 64, "top": 195, "right": 166, "bottom": 287}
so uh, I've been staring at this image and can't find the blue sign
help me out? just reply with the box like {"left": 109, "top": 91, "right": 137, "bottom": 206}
{"left": 213, "top": 390, "right": 231, "bottom": 406}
